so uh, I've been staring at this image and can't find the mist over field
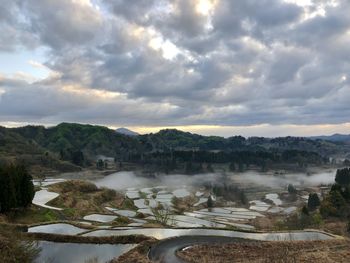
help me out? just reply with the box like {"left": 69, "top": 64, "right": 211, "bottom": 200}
{"left": 94, "top": 171, "right": 220, "bottom": 190}
{"left": 232, "top": 170, "right": 337, "bottom": 189}
{"left": 94, "top": 169, "right": 337, "bottom": 191}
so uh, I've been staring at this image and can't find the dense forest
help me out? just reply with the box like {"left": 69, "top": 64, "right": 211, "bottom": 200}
{"left": 0, "top": 123, "right": 349, "bottom": 174}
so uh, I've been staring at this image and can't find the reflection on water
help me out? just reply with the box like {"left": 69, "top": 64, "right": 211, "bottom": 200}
{"left": 114, "top": 210, "right": 137, "bottom": 217}
{"left": 32, "top": 190, "right": 62, "bottom": 211}
{"left": 28, "top": 223, "right": 87, "bottom": 235}
{"left": 173, "top": 189, "right": 190, "bottom": 198}
{"left": 249, "top": 200, "right": 270, "bottom": 212}
{"left": 33, "top": 178, "right": 66, "bottom": 187}
{"left": 35, "top": 241, "right": 136, "bottom": 263}
{"left": 265, "top": 193, "right": 282, "bottom": 206}
{"left": 83, "top": 228, "right": 333, "bottom": 241}
{"left": 83, "top": 214, "right": 118, "bottom": 223}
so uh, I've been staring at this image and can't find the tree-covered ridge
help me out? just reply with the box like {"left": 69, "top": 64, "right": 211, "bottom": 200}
{"left": 140, "top": 128, "right": 348, "bottom": 155}
{"left": 0, "top": 126, "right": 80, "bottom": 174}
{"left": 0, "top": 123, "right": 348, "bottom": 172}
{"left": 6, "top": 123, "right": 348, "bottom": 155}
{"left": 139, "top": 129, "right": 246, "bottom": 151}
{"left": 13, "top": 123, "right": 141, "bottom": 157}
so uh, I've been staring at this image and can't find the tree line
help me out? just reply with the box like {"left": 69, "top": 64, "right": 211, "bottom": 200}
{"left": 0, "top": 164, "right": 35, "bottom": 213}
{"left": 124, "top": 149, "right": 326, "bottom": 173}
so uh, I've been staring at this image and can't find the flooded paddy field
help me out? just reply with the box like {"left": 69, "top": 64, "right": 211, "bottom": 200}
{"left": 83, "top": 228, "right": 333, "bottom": 241}
{"left": 31, "top": 169, "right": 335, "bottom": 234}
{"left": 28, "top": 169, "right": 339, "bottom": 262}
{"left": 35, "top": 241, "right": 136, "bottom": 263}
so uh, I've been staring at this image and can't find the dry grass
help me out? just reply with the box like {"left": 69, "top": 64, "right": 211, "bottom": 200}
{"left": 0, "top": 225, "right": 39, "bottom": 263}
{"left": 322, "top": 220, "right": 349, "bottom": 237}
{"left": 177, "top": 240, "right": 350, "bottom": 263}
{"left": 47, "top": 180, "right": 124, "bottom": 218}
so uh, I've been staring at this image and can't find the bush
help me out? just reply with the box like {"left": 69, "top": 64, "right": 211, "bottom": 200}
{"left": 320, "top": 199, "right": 338, "bottom": 217}
{"left": 151, "top": 206, "right": 173, "bottom": 226}
{"left": 122, "top": 198, "right": 135, "bottom": 209}
{"left": 57, "top": 181, "right": 98, "bottom": 193}
{"left": 77, "top": 182, "right": 98, "bottom": 193}
{"left": 100, "top": 188, "right": 116, "bottom": 202}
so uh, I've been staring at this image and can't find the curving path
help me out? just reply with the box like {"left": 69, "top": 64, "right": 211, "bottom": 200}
{"left": 149, "top": 236, "right": 251, "bottom": 263}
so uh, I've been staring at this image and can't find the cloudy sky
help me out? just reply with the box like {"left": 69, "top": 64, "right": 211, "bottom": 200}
{"left": 0, "top": 0, "right": 349, "bottom": 137}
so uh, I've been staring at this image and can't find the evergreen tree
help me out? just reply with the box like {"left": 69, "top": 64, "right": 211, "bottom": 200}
{"left": 207, "top": 163, "right": 214, "bottom": 172}
{"left": 0, "top": 167, "right": 17, "bottom": 212}
{"left": 71, "top": 150, "right": 84, "bottom": 166}
{"left": 335, "top": 168, "right": 350, "bottom": 186}
{"left": 301, "top": 205, "right": 309, "bottom": 215}
{"left": 229, "top": 162, "right": 236, "bottom": 172}
{"left": 18, "top": 166, "right": 35, "bottom": 207}
{"left": 288, "top": 184, "right": 297, "bottom": 194}
{"left": 207, "top": 195, "right": 214, "bottom": 208}
{"left": 0, "top": 164, "right": 34, "bottom": 212}
{"left": 96, "top": 159, "right": 104, "bottom": 169}
{"left": 238, "top": 161, "right": 244, "bottom": 172}
{"left": 308, "top": 193, "right": 321, "bottom": 210}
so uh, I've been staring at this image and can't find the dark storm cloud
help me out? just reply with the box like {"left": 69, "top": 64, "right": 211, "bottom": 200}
{"left": 0, "top": 0, "right": 349, "bottom": 128}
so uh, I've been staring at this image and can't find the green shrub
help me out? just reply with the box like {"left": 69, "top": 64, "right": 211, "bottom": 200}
{"left": 100, "top": 188, "right": 116, "bottom": 202}
{"left": 122, "top": 198, "right": 135, "bottom": 209}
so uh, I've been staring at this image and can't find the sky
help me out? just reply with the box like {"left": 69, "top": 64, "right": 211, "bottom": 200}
{"left": 0, "top": 0, "right": 349, "bottom": 137}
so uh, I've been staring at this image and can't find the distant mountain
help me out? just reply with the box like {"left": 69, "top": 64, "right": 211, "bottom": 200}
{"left": 310, "top": 134, "right": 350, "bottom": 143}
{"left": 116, "top": 127, "right": 139, "bottom": 136}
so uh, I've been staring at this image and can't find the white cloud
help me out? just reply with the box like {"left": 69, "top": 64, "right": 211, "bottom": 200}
{"left": 0, "top": 0, "right": 350, "bottom": 136}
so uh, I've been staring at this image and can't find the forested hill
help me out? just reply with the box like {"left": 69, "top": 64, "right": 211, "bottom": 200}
{"left": 12, "top": 123, "right": 141, "bottom": 158}
{"left": 139, "top": 129, "right": 347, "bottom": 156}
{"left": 0, "top": 123, "right": 349, "bottom": 173}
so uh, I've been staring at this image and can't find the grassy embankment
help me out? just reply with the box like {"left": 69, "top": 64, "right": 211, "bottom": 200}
{"left": 26, "top": 232, "right": 154, "bottom": 244}
{"left": 177, "top": 239, "right": 350, "bottom": 263}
